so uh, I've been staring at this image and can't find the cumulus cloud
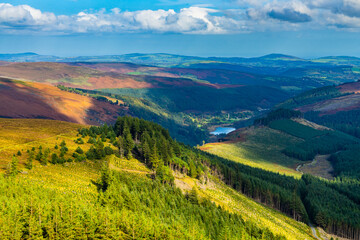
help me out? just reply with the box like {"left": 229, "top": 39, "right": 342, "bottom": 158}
{"left": 268, "top": 8, "right": 312, "bottom": 23}
{"left": 0, "top": 3, "right": 56, "bottom": 27}
{"left": 1, "top": 1, "right": 360, "bottom": 34}
{"left": 306, "top": 0, "right": 360, "bottom": 17}
{"left": 0, "top": 3, "right": 240, "bottom": 34}
{"left": 264, "top": 2, "right": 312, "bottom": 23}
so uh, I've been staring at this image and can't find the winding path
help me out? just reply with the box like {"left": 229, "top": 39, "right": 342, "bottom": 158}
{"left": 309, "top": 223, "right": 321, "bottom": 240}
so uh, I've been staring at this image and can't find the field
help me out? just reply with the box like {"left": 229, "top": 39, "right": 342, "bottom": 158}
{"left": 200, "top": 127, "right": 304, "bottom": 177}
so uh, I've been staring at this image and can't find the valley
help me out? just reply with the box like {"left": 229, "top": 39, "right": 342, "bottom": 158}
{"left": 3, "top": 0, "right": 360, "bottom": 237}
{"left": 1, "top": 53, "right": 360, "bottom": 239}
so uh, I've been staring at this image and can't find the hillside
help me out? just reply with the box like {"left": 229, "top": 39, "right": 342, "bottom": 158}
{"left": 202, "top": 109, "right": 359, "bottom": 178}
{"left": 0, "top": 78, "right": 126, "bottom": 125}
{"left": 0, "top": 57, "right": 358, "bottom": 145}
{"left": 278, "top": 81, "right": 360, "bottom": 139}
{"left": 0, "top": 118, "right": 315, "bottom": 239}
{"left": 200, "top": 126, "right": 304, "bottom": 178}
{"left": 201, "top": 109, "right": 360, "bottom": 239}
{"left": 0, "top": 61, "right": 293, "bottom": 145}
{"left": 279, "top": 81, "right": 360, "bottom": 114}
{"left": 0, "top": 62, "right": 236, "bottom": 90}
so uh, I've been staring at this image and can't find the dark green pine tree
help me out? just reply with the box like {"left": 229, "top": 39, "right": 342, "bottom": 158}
{"left": 99, "top": 162, "right": 112, "bottom": 192}
{"left": 42, "top": 148, "right": 50, "bottom": 166}
{"left": 25, "top": 150, "right": 34, "bottom": 170}
{"left": 142, "top": 140, "right": 151, "bottom": 164}
{"left": 149, "top": 143, "right": 160, "bottom": 169}
{"left": 115, "top": 136, "right": 124, "bottom": 158}
{"left": 51, "top": 153, "right": 59, "bottom": 164}
{"left": 7, "top": 156, "right": 19, "bottom": 177}
{"left": 131, "top": 118, "right": 141, "bottom": 142}
{"left": 189, "top": 160, "right": 198, "bottom": 178}
{"left": 123, "top": 127, "right": 134, "bottom": 160}
{"left": 35, "top": 146, "right": 43, "bottom": 163}
{"left": 95, "top": 139, "right": 105, "bottom": 159}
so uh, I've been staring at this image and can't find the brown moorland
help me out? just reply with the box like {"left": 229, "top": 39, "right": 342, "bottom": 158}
{"left": 337, "top": 81, "right": 360, "bottom": 94}
{"left": 297, "top": 94, "right": 360, "bottom": 115}
{"left": 0, "top": 78, "right": 127, "bottom": 125}
{"left": 0, "top": 62, "right": 98, "bottom": 82}
{"left": 74, "top": 63, "right": 251, "bottom": 88}
{"left": 0, "top": 62, "right": 228, "bottom": 90}
{"left": 295, "top": 81, "right": 360, "bottom": 115}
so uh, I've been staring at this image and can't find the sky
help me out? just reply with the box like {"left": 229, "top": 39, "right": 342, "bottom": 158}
{"left": 1, "top": 0, "right": 360, "bottom": 58}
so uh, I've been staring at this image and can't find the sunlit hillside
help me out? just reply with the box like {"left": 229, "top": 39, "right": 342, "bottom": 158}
{"left": 0, "top": 118, "right": 315, "bottom": 239}
{"left": 0, "top": 78, "right": 126, "bottom": 125}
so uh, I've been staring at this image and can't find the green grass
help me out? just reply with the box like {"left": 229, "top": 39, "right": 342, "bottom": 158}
{"left": 127, "top": 71, "right": 145, "bottom": 75}
{"left": 201, "top": 127, "right": 304, "bottom": 177}
{"left": 352, "top": 67, "right": 360, "bottom": 74}
{"left": 47, "top": 76, "right": 92, "bottom": 86}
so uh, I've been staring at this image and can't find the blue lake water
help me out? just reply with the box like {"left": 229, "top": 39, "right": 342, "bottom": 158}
{"left": 210, "top": 127, "right": 236, "bottom": 135}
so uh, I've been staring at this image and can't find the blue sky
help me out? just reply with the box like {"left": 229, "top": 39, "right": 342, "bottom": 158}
{"left": 1, "top": 0, "right": 360, "bottom": 57}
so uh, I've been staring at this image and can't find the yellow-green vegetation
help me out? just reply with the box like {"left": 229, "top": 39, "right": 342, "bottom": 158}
{"left": 201, "top": 127, "right": 304, "bottom": 177}
{"left": 0, "top": 118, "right": 296, "bottom": 239}
{"left": 0, "top": 118, "right": 319, "bottom": 239}
{"left": 0, "top": 119, "right": 86, "bottom": 170}
{"left": 4, "top": 117, "right": 359, "bottom": 239}
{"left": 47, "top": 76, "right": 92, "bottom": 87}
{"left": 20, "top": 161, "right": 100, "bottom": 195}
{"left": 175, "top": 175, "right": 315, "bottom": 239}
{"left": 108, "top": 154, "right": 151, "bottom": 175}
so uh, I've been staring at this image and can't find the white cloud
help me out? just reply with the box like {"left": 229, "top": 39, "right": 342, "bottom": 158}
{"left": 0, "top": 3, "right": 240, "bottom": 34}
{"left": 0, "top": 3, "right": 56, "bottom": 27}
{"left": 1, "top": 1, "right": 360, "bottom": 34}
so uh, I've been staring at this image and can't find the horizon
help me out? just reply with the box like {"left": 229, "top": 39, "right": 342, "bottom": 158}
{"left": 1, "top": 51, "right": 360, "bottom": 60}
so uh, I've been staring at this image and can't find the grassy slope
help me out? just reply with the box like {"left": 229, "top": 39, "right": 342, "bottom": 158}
{"left": 0, "top": 118, "right": 314, "bottom": 239}
{"left": 0, "top": 118, "right": 96, "bottom": 171}
{"left": 200, "top": 127, "right": 304, "bottom": 178}
{"left": 175, "top": 175, "right": 314, "bottom": 239}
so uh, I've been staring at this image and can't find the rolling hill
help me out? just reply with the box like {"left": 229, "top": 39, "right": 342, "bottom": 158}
{"left": 0, "top": 78, "right": 126, "bottom": 125}
{"left": 0, "top": 118, "right": 316, "bottom": 240}
{"left": 201, "top": 109, "right": 359, "bottom": 177}
{"left": 0, "top": 61, "right": 294, "bottom": 145}
{"left": 278, "top": 81, "right": 360, "bottom": 139}
{"left": 201, "top": 109, "right": 360, "bottom": 239}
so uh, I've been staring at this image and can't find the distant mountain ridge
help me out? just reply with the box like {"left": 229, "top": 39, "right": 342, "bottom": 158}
{"left": 1, "top": 52, "right": 360, "bottom": 66}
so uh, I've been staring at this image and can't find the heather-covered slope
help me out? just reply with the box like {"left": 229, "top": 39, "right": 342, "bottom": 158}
{"left": 0, "top": 78, "right": 126, "bottom": 125}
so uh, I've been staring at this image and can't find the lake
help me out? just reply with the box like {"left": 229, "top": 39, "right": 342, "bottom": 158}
{"left": 210, "top": 127, "right": 236, "bottom": 135}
